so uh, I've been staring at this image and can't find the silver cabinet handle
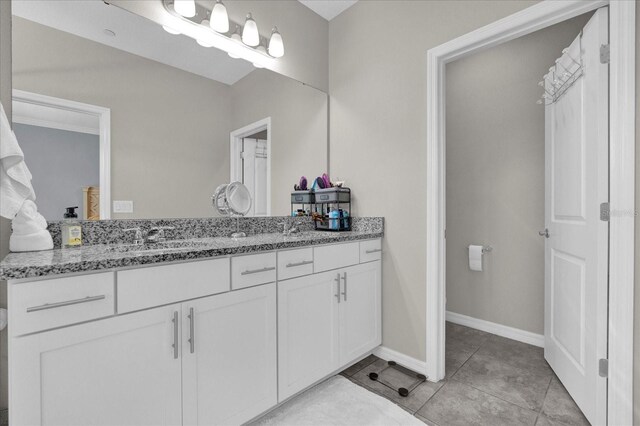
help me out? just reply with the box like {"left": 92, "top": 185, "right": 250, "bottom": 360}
{"left": 285, "top": 260, "right": 313, "bottom": 268}
{"left": 26, "top": 295, "right": 106, "bottom": 313}
{"left": 172, "top": 311, "right": 179, "bottom": 359}
{"left": 365, "top": 248, "right": 382, "bottom": 254}
{"left": 538, "top": 228, "right": 550, "bottom": 238}
{"left": 341, "top": 272, "right": 348, "bottom": 301}
{"left": 335, "top": 273, "right": 341, "bottom": 303}
{"left": 241, "top": 266, "right": 276, "bottom": 275}
{"left": 188, "top": 307, "right": 195, "bottom": 354}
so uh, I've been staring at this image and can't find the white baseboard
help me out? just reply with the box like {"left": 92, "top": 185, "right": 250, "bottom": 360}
{"left": 372, "top": 346, "right": 427, "bottom": 375}
{"left": 446, "top": 311, "right": 544, "bottom": 348}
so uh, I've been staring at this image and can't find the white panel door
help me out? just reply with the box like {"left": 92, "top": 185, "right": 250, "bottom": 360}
{"left": 278, "top": 270, "right": 340, "bottom": 401}
{"left": 242, "top": 138, "right": 268, "bottom": 217}
{"left": 11, "top": 305, "right": 183, "bottom": 426}
{"left": 544, "top": 8, "right": 608, "bottom": 425}
{"left": 182, "top": 284, "right": 277, "bottom": 426}
{"left": 339, "top": 261, "right": 382, "bottom": 365}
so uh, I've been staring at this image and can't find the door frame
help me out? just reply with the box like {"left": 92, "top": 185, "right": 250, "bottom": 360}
{"left": 229, "top": 117, "right": 272, "bottom": 216}
{"left": 11, "top": 89, "right": 112, "bottom": 219}
{"left": 425, "top": 1, "right": 635, "bottom": 425}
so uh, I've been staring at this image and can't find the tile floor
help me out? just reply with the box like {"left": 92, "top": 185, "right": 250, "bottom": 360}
{"left": 341, "top": 322, "right": 590, "bottom": 426}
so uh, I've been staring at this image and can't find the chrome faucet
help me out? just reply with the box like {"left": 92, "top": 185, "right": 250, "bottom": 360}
{"left": 123, "top": 226, "right": 175, "bottom": 244}
{"left": 283, "top": 221, "right": 301, "bottom": 236}
{"left": 145, "top": 226, "right": 175, "bottom": 243}
{"left": 123, "top": 228, "right": 144, "bottom": 245}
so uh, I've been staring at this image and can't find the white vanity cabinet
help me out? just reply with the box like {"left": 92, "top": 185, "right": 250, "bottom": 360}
{"left": 8, "top": 237, "right": 381, "bottom": 426}
{"left": 277, "top": 270, "right": 341, "bottom": 400}
{"left": 339, "top": 261, "right": 382, "bottom": 364}
{"left": 11, "top": 304, "right": 183, "bottom": 426}
{"left": 278, "top": 257, "right": 382, "bottom": 401}
{"left": 182, "top": 283, "right": 277, "bottom": 426}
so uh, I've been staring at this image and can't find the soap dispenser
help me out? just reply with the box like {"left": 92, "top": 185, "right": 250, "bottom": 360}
{"left": 61, "top": 206, "right": 82, "bottom": 248}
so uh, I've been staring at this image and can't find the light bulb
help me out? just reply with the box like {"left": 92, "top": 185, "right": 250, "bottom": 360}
{"left": 228, "top": 26, "right": 242, "bottom": 59}
{"left": 162, "top": 25, "right": 181, "bottom": 35}
{"left": 210, "top": 0, "right": 229, "bottom": 33}
{"left": 174, "top": 0, "right": 196, "bottom": 17}
{"left": 268, "top": 26, "right": 284, "bottom": 58}
{"left": 242, "top": 13, "right": 259, "bottom": 47}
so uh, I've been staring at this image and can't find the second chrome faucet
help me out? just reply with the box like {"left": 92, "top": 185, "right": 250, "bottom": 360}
{"left": 123, "top": 226, "right": 175, "bottom": 244}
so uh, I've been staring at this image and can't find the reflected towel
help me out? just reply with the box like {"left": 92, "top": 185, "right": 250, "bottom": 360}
{"left": 0, "top": 102, "right": 36, "bottom": 219}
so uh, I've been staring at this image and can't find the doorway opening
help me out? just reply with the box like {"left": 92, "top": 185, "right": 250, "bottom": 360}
{"left": 425, "top": 2, "right": 635, "bottom": 426}
{"left": 230, "top": 117, "right": 271, "bottom": 217}
{"left": 11, "top": 90, "right": 111, "bottom": 220}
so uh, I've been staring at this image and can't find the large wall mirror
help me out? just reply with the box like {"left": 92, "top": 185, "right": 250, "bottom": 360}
{"left": 11, "top": 0, "right": 328, "bottom": 221}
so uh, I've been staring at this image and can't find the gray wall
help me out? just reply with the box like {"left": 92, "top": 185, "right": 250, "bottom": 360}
{"left": 329, "top": 0, "right": 539, "bottom": 363}
{"left": 230, "top": 69, "right": 328, "bottom": 216}
{"left": 445, "top": 16, "right": 590, "bottom": 335}
{"left": 13, "top": 17, "right": 233, "bottom": 219}
{"left": 13, "top": 124, "right": 100, "bottom": 221}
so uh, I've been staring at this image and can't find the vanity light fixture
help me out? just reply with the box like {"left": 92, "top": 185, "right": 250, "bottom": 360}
{"left": 173, "top": 0, "right": 196, "bottom": 17}
{"left": 210, "top": 0, "right": 229, "bottom": 33}
{"left": 268, "top": 27, "right": 284, "bottom": 58}
{"left": 197, "top": 20, "right": 214, "bottom": 46}
{"left": 242, "top": 13, "right": 259, "bottom": 47}
{"left": 228, "top": 25, "right": 242, "bottom": 59}
{"left": 162, "top": 25, "right": 181, "bottom": 35}
{"left": 253, "top": 44, "right": 268, "bottom": 68}
{"left": 162, "top": 0, "right": 283, "bottom": 67}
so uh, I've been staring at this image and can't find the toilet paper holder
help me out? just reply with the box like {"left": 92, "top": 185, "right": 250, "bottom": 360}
{"left": 482, "top": 245, "right": 493, "bottom": 254}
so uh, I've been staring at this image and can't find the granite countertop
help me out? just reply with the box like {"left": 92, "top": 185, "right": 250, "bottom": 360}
{"left": 0, "top": 230, "right": 383, "bottom": 280}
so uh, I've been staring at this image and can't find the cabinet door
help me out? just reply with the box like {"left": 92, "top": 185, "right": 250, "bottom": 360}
{"left": 339, "top": 261, "right": 382, "bottom": 365}
{"left": 182, "top": 284, "right": 277, "bottom": 426}
{"left": 278, "top": 270, "right": 340, "bottom": 401}
{"left": 11, "top": 305, "right": 183, "bottom": 426}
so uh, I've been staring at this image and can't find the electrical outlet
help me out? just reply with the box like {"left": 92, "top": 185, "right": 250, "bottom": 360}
{"left": 113, "top": 200, "right": 134, "bottom": 214}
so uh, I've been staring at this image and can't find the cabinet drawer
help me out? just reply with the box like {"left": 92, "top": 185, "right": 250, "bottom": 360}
{"left": 313, "top": 242, "right": 360, "bottom": 273}
{"left": 360, "top": 239, "right": 382, "bottom": 263}
{"left": 278, "top": 248, "right": 313, "bottom": 280}
{"left": 117, "top": 258, "right": 230, "bottom": 314}
{"left": 232, "top": 252, "right": 277, "bottom": 290}
{"left": 10, "top": 272, "right": 115, "bottom": 336}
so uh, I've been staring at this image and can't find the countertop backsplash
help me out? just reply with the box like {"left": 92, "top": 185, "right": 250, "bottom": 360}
{"left": 46, "top": 216, "right": 384, "bottom": 248}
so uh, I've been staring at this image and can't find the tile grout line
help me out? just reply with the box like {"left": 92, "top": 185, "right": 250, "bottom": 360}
{"left": 449, "top": 376, "right": 542, "bottom": 415}
{"left": 413, "top": 336, "right": 485, "bottom": 416}
{"left": 533, "top": 376, "right": 554, "bottom": 425}
{"left": 448, "top": 329, "right": 551, "bottom": 417}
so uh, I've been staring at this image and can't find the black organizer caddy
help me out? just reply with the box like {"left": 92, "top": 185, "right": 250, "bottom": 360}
{"left": 291, "top": 187, "right": 351, "bottom": 232}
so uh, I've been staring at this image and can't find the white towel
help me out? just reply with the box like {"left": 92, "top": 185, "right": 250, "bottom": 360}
{"left": 0, "top": 102, "right": 36, "bottom": 219}
{"left": 1, "top": 102, "right": 53, "bottom": 252}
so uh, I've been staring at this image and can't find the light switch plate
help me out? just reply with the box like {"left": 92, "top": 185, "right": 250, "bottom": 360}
{"left": 113, "top": 200, "right": 134, "bottom": 213}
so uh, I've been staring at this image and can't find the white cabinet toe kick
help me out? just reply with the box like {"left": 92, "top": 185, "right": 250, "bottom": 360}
{"left": 8, "top": 238, "right": 382, "bottom": 426}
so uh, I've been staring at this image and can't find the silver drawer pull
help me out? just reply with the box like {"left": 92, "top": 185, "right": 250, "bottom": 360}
{"left": 285, "top": 260, "right": 313, "bottom": 268}
{"left": 365, "top": 248, "right": 382, "bottom": 254}
{"left": 26, "top": 295, "right": 106, "bottom": 313}
{"left": 172, "top": 311, "right": 179, "bottom": 359}
{"left": 241, "top": 266, "right": 276, "bottom": 275}
{"left": 188, "top": 307, "right": 195, "bottom": 354}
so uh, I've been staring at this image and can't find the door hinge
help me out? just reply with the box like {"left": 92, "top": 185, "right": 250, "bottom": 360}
{"left": 599, "top": 358, "right": 608, "bottom": 378}
{"left": 600, "top": 44, "right": 610, "bottom": 64}
{"left": 600, "top": 202, "right": 610, "bottom": 221}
